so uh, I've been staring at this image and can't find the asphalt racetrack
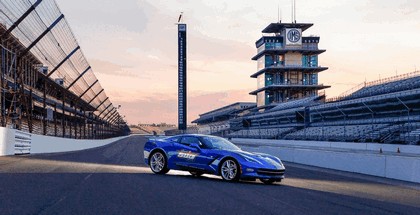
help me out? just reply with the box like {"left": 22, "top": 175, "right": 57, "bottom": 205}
{"left": 0, "top": 135, "right": 419, "bottom": 214}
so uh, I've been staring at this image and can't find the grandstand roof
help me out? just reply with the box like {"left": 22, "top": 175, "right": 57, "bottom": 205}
{"left": 243, "top": 95, "right": 323, "bottom": 120}
{"left": 246, "top": 107, "right": 304, "bottom": 120}
{"left": 269, "top": 95, "right": 323, "bottom": 112}
{"left": 249, "top": 84, "right": 330, "bottom": 95}
{"left": 0, "top": 0, "right": 121, "bottom": 121}
{"left": 198, "top": 102, "right": 255, "bottom": 116}
{"left": 192, "top": 102, "right": 256, "bottom": 124}
{"left": 0, "top": 25, "right": 96, "bottom": 112}
{"left": 0, "top": 25, "right": 40, "bottom": 64}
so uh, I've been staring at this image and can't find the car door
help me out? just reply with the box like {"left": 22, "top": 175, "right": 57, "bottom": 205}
{"left": 170, "top": 136, "right": 202, "bottom": 170}
{"left": 179, "top": 136, "right": 218, "bottom": 172}
{"left": 163, "top": 136, "right": 183, "bottom": 169}
{"left": 194, "top": 138, "right": 222, "bottom": 173}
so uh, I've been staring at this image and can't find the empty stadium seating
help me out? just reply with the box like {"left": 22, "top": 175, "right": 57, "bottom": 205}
{"left": 228, "top": 127, "right": 295, "bottom": 139}
{"left": 268, "top": 95, "right": 321, "bottom": 112}
{"left": 343, "top": 75, "right": 420, "bottom": 100}
{"left": 192, "top": 72, "right": 420, "bottom": 145}
{"left": 284, "top": 124, "right": 388, "bottom": 141}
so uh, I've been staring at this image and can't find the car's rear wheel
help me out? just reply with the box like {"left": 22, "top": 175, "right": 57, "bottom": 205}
{"left": 189, "top": 171, "right": 204, "bottom": 177}
{"left": 220, "top": 159, "right": 240, "bottom": 181}
{"left": 149, "top": 151, "right": 169, "bottom": 174}
{"left": 260, "top": 178, "right": 275, "bottom": 185}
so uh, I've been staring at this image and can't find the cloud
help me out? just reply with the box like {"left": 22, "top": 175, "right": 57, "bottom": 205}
{"left": 57, "top": 0, "right": 420, "bottom": 125}
{"left": 360, "top": 0, "right": 420, "bottom": 23}
{"left": 114, "top": 89, "right": 254, "bottom": 124}
{"left": 58, "top": 0, "right": 148, "bottom": 33}
{"left": 398, "top": 0, "right": 420, "bottom": 15}
{"left": 89, "top": 59, "right": 139, "bottom": 77}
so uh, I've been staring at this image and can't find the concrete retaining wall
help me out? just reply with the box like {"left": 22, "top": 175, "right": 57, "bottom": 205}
{"left": 30, "top": 133, "right": 127, "bottom": 154}
{"left": 0, "top": 127, "right": 127, "bottom": 156}
{"left": 233, "top": 138, "right": 420, "bottom": 154}
{"left": 234, "top": 139, "right": 420, "bottom": 184}
{"left": 0, "top": 127, "right": 15, "bottom": 156}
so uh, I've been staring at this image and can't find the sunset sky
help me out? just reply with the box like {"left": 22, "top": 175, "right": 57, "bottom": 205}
{"left": 56, "top": 0, "right": 420, "bottom": 125}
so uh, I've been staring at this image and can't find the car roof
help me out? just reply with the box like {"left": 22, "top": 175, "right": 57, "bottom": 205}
{"left": 171, "top": 134, "right": 219, "bottom": 138}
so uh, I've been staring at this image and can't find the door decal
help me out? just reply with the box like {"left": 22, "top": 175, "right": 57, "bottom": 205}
{"left": 177, "top": 150, "right": 198, "bottom": 160}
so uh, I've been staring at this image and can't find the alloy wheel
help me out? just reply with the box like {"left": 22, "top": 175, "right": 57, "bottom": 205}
{"left": 221, "top": 159, "right": 238, "bottom": 181}
{"left": 150, "top": 152, "right": 165, "bottom": 173}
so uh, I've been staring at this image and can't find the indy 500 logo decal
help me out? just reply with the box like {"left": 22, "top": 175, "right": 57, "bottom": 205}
{"left": 177, "top": 151, "right": 198, "bottom": 160}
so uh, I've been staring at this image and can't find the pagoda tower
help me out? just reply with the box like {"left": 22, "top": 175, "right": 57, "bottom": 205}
{"left": 250, "top": 22, "right": 330, "bottom": 108}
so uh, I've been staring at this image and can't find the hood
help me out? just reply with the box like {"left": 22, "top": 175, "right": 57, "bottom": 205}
{"left": 233, "top": 150, "right": 284, "bottom": 169}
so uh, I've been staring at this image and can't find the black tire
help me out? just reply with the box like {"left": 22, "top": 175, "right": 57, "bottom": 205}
{"left": 149, "top": 151, "right": 169, "bottom": 174}
{"left": 260, "top": 178, "right": 275, "bottom": 185}
{"left": 189, "top": 171, "right": 204, "bottom": 177}
{"left": 219, "top": 159, "right": 240, "bottom": 182}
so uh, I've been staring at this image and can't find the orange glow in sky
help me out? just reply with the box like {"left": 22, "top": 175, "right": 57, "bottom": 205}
{"left": 57, "top": 0, "right": 420, "bottom": 124}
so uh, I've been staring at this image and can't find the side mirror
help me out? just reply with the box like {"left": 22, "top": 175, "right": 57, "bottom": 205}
{"left": 189, "top": 143, "right": 201, "bottom": 151}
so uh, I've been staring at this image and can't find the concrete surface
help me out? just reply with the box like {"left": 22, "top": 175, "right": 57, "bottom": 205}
{"left": 0, "top": 136, "right": 419, "bottom": 215}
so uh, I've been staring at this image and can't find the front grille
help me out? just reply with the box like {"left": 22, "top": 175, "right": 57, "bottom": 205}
{"left": 257, "top": 168, "right": 285, "bottom": 176}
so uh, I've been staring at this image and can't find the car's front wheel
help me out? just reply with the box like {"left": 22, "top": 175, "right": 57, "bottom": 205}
{"left": 220, "top": 159, "right": 240, "bottom": 181}
{"left": 149, "top": 151, "right": 169, "bottom": 174}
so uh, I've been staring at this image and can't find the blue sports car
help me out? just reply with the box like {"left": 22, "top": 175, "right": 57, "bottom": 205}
{"left": 143, "top": 134, "right": 285, "bottom": 184}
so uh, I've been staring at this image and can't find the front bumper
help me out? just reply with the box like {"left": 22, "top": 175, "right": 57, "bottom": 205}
{"left": 241, "top": 167, "right": 285, "bottom": 180}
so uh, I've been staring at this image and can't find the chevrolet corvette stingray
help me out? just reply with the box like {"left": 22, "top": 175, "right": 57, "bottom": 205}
{"left": 143, "top": 134, "right": 285, "bottom": 184}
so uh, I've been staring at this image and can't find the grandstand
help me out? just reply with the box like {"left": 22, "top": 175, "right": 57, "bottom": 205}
{"left": 328, "top": 71, "right": 420, "bottom": 102}
{"left": 223, "top": 72, "right": 420, "bottom": 145}
{"left": 0, "top": 0, "right": 129, "bottom": 139}
{"left": 130, "top": 124, "right": 176, "bottom": 135}
{"left": 191, "top": 102, "right": 256, "bottom": 136}
{"left": 191, "top": 20, "right": 420, "bottom": 145}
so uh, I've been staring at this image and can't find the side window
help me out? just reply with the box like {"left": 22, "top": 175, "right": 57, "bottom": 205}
{"left": 180, "top": 137, "right": 201, "bottom": 146}
{"left": 168, "top": 136, "right": 180, "bottom": 143}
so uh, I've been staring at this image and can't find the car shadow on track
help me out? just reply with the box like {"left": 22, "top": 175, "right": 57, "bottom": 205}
{"left": 155, "top": 171, "right": 283, "bottom": 186}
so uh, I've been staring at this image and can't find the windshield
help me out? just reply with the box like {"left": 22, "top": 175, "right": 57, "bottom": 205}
{"left": 199, "top": 136, "right": 240, "bottom": 151}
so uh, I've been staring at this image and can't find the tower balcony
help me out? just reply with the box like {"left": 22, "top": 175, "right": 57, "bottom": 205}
{"left": 252, "top": 47, "right": 326, "bottom": 61}
{"left": 251, "top": 65, "right": 328, "bottom": 78}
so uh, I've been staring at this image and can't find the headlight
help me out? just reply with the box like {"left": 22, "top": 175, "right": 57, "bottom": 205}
{"left": 241, "top": 155, "right": 261, "bottom": 164}
{"left": 265, "top": 156, "right": 284, "bottom": 168}
{"left": 270, "top": 156, "right": 283, "bottom": 164}
{"left": 277, "top": 160, "right": 285, "bottom": 169}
